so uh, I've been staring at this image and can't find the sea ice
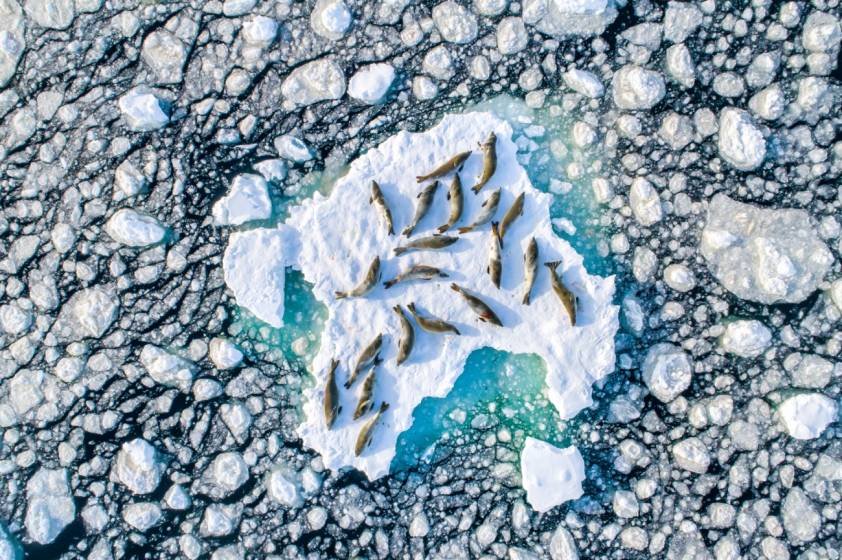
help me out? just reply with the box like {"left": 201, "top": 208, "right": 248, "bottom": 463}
{"left": 612, "top": 65, "right": 666, "bottom": 110}
{"left": 25, "top": 468, "right": 75, "bottom": 544}
{"left": 0, "top": 0, "right": 25, "bottom": 88}
{"left": 24, "top": 0, "right": 74, "bottom": 30}
{"left": 223, "top": 228, "right": 294, "bottom": 328}
{"left": 701, "top": 194, "right": 833, "bottom": 304}
{"left": 141, "top": 30, "right": 186, "bottom": 84}
{"left": 113, "top": 438, "right": 164, "bottom": 495}
{"left": 778, "top": 393, "right": 838, "bottom": 440}
{"left": 520, "top": 437, "right": 585, "bottom": 512}
{"left": 562, "top": 68, "right": 604, "bottom": 98}
{"left": 348, "top": 63, "right": 396, "bottom": 104}
{"left": 54, "top": 285, "right": 120, "bottom": 341}
{"left": 281, "top": 58, "right": 346, "bottom": 108}
{"left": 139, "top": 345, "right": 195, "bottom": 392}
{"left": 522, "top": 0, "right": 619, "bottom": 37}
{"left": 117, "top": 88, "right": 170, "bottom": 132}
{"left": 432, "top": 1, "right": 478, "bottom": 44}
{"left": 212, "top": 173, "right": 272, "bottom": 226}
{"left": 209, "top": 338, "right": 244, "bottom": 370}
{"left": 105, "top": 208, "right": 167, "bottom": 247}
{"left": 242, "top": 15, "right": 278, "bottom": 48}
{"left": 223, "top": 112, "right": 618, "bottom": 481}
{"left": 273, "top": 135, "right": 314, "bottom": 162}
{"left": 719, "top": 320, "right": 772, "bottom": 358}
{"left": 642, "top": 343, "right": 692, "bottom": 403}
{"left": 311, "top": 0, "right": 352, "bottom": 40}
{"left": 717, "top": 107, "right": 766, "bottom": 171}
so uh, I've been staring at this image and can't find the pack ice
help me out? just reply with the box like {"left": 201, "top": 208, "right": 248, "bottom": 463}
{"left": 223, "top": 112, "right": 619, "bottom": 507}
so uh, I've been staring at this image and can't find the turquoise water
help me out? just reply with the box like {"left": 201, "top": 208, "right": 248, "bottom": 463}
{"left": 391, "top": 348, "right": 572, "bottom": 473}
{"left": 229, "top": 95, "right": 615, "bottom": 473}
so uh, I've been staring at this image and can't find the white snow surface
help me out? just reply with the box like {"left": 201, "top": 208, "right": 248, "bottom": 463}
{"left": 520, "top": 437, "right": 585, "bottom": 512}
{"left": 222, "top": 112, "right": 619, "bottom": 480}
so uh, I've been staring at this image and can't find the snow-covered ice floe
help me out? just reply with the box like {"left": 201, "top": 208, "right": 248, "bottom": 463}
{"left": 223, "top": 112, "right": 619, "bottom": 497}
{"left": 520, "top": 437, "right": 585, "bottom": 512}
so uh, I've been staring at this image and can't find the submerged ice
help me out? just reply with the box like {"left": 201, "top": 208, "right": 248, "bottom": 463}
{"left": 223, "top": 112, "right": 619, "bottom": 495}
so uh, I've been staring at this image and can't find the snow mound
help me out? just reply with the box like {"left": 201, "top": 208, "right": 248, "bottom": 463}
{"left": 223, "top": 112, "right": 619, "bottom": 481}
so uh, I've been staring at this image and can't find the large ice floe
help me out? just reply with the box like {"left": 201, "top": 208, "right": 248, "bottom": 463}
{"left": 223, "top": 112, "right": 619, "bottom": 498}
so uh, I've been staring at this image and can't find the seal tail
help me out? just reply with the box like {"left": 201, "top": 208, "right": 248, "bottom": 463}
{"left": 394, "top": 247, "right": 407, "bottom": 256}
{"left": 522, "top": 292, "right": 531, "bottom": 305}
{"left": 335, "top": 291, "right": 348, "bottom": 300}
{"left": 456, "top": 226, "right": 473, "bottom": 234}
{"left": 544, "top": 260, "right": 561, "bottom": 271}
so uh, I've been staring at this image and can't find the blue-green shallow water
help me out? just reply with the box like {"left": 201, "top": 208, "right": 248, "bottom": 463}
{"left": 229, "top": 95, "right": 617, "bottom": 475}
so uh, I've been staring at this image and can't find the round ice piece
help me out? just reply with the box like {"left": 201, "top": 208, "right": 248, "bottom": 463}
{"left": 348, "top": 63, "right": 396, "bottom": 104}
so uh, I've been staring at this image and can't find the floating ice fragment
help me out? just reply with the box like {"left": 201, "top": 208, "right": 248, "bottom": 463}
{"left": 105, "top": 208, "right": 167, "bottom": 247}
{"left": 274, "top": 135, "right": 313, "bottom": 162}
{"left": 562, "top": 68, "right": 604, "bottom": 98}
{"left": 719, "top": 320, "right": 772, "bottom": 358}
{"left": 496, "top": 17, "right": 528, "bottom": 55}
{"left": 24, "top": 0, "right": 74, "bottom": 29}
{"left": 212, "top": 173, "right": 272, "bottom": 226}
{"left": 701, "top": 194, "right": 832, "bottom": 304}
{"left": 520, "top": 438, "right": 584, "bottom": 512}
{"left": 205, "top": 452, "right": 249, "bottom": 497}
{"left": 522, "top": 0, "right": 619, "bottom": 37}
{"left": 0, "top": 0, "right": 25, "bottom": 88}
{"left": 672, "top": 437, "right": 710, "bottom": 474}
{"left": 118, "top": 88, "right": 170, "bottom": 132}
{"left": 778, "top": 393, "right": 837, "bottom": 440}
{"left": 209, "top": 338, "right": 244, "bottom": 370}
{"left": 432, "top": 1, "right": 478, "bottom": 44}
{"left": 222, "top": 0, "right": 256, "bottom": 17}
{"left": 141, "top": 30, "right": 186, "bottom": 84}
{"left": 55, "top": 285, "right": 119, "bottom": 341}
{"left": 717, "top": 108, "right": 765, "bottom": 171}
{"left": 122, "top": 503, "right": 162, "bottom": 532}
{"left": 612, "top": 65, "right": 666, "bottom": 111}
{"left": 25, "top": 468, "right": 75, "bottom": 544}
{"left": 311, "top": 0, "right": 352, "bottom": 40}
{"left": 113, "top": 438, "right": 164, "bottom": 495}
{"left": 222, "top": 228, "right": 296, "bottom": 328}
{"left": 140, "top": 345, "right": 195, "bottom": 392}
{"left": 242, "top": 15, "right": 278, "bottom": 48}
{"left": 629, "top": 177, "right": 662, "bottom": 226}
{"left": 348, "top": 63, "right": 396, "bottom": 104}
{"left": 642, "top": 343, "right": 692, "bottom": 403}
{"left": 281, "top": 58, "right": 346, "bottom": 107}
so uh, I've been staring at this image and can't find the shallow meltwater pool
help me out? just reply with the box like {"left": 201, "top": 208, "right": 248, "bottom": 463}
{"left": 228, "top": 94, "right": 616, "bottom": 481}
